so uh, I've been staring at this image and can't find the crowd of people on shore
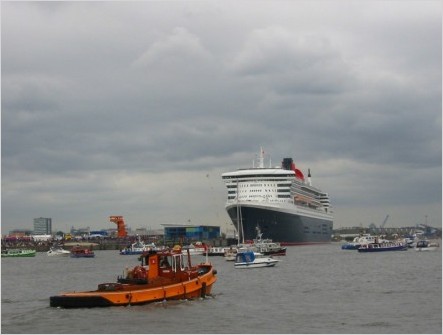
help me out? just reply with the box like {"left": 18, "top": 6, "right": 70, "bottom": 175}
{"left": 1, "top": 235, "right": 160, "bottom": 251}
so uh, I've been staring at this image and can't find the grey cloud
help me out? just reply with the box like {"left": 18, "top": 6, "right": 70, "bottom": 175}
{"left": 132, "top": 27, "right": 213, "bottom": 69}
{"left": 2, "top": 1, "right": 441, "bottom": 232}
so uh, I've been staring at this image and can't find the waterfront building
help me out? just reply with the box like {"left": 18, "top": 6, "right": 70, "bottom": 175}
{"left": 33, "top": 217, "right": 52, "bottom": 235}
{"left": 70, "top": 226, "right": 90, "bottom": 236}
{"left": 162, "top": 224, "right": 220, "bottom": 243}
{"left": 8, "top": 229, "right": 33, "bottom": 236}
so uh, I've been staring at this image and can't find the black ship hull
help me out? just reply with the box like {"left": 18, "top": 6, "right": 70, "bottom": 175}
{"left": 226, "top": 204, "right": 333, "bottom": 245}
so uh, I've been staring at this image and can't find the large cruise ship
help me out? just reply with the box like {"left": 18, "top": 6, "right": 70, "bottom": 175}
{"left": 222, "top": 148, "right": 333, "bottom": 245}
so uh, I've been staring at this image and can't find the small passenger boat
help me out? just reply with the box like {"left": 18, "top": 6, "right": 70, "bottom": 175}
{"left": 357, "top": 241, "right": 407, "bottom": 252}
{"left": 70, "top": 246, "right": 95, "bottom": 258}
{"left": 1, "top": 249, "right": 36, "bottom": 257}
{"left": 47, "top": 245, "right": 70, "bottom": 256}
{"left": 120, "top": 236, "right": 151, "bottom": 255}
{"left": 224, "top": 246, "right": 238, "bottom": 261}
{"left": 234, "top": 250, "right": 280, "bottom": 269}
{"left": 207, "top": 246, "right": 229, "bottom": 256}
{"left": 253, "top": 240, "right": 286, "bottom": 256}
{"left": 252, "top": 227, "right": 286, "bottom": 256}
{"left": 341, "top": 234, "right": 388, "bottom": 250}
{"left": 50, "top": 246, "right": 217, "bottom": 308}
{"left": 182, "top": 242, "right": 208, "bottom": 256}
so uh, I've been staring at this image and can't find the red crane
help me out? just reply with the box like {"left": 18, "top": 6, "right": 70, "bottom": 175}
{"left": 109, "top": 216, "right": 127, "bottom": 237}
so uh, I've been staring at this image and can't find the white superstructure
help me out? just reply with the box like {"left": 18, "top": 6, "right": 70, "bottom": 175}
{"left": 222, "top": 148, "right": 332, "bottom": 216}
{"left": 221, "top": 148, "right": 333, "bottom": 244}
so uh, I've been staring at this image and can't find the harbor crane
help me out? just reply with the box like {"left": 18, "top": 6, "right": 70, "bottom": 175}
{"left": 369, "top": 214, "right": 389, "bottom": 234}
{"left": 380, "top": 215, "right": 389, "bottom": 230}
{"left": 109, "top": 216, "right": 127, "bottom": 237}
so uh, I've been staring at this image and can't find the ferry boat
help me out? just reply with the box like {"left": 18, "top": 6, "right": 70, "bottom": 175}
{"left": 221, "top": 148, "right": 333, "bottom": 245}
{"left": 50, "top": 246, "right": 217, "bottom": 308}
{"left": 1, "top": 249, "right": 36, "bottom": 257}
{"left": 341, "top": 234, "right": 389, "bottom": 250}
{"left": 357, "top": 241, "right": 407, "bottom": 252}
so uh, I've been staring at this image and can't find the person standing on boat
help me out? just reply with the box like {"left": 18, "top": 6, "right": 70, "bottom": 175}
{"left": 160, "top": 256, "right": 170, "bottom": 267}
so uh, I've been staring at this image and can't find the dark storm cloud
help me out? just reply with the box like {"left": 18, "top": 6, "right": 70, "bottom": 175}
{"left": 2, "top": 1, "right": 441, "bottom": 232}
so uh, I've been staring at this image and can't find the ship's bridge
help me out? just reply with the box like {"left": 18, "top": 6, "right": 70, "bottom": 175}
{"left": 221, "top": 168, "right": 295, "bottom": 180}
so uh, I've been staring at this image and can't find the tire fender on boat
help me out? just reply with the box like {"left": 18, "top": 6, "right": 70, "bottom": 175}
{"left": 125, "top": 293, "right": 132, "bottom": 306}
{"left": 182, "top": 283, "right": 186, "bottom": 299}
{"left": 201, "top": 282, "right": 206, "bottom": 298}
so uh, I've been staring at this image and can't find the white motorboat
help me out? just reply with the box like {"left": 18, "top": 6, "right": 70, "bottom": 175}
{"left": 120, "top": 235, "right": 154, "bottom": 255}
{"left": 224, "top": 247, "right": 238, "bottom": 261}
{"left": 415, "top": 240, "right": 440, "bottom": 252}
{"left": 182, "top": 242, "right": 208, "bottom": 256}
{"left": 47, "top": 246, "right": 70, "bottom": 256}
{"left": 207, "top": 246, "right": 229, "bottom": 256}
{"left": 234, "top": 250, "right": 280, "bottom": 269}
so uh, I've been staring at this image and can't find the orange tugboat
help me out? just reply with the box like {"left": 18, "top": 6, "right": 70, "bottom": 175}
{"left": 50, "top": 246, "right": 217, "bottom": 308}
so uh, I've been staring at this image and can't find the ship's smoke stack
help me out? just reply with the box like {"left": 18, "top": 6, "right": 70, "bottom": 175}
{"left": 282, "top": 157, "right": 304, "bottom": 180}
{"left": 282, "top": 158, "right": 293, "bottom": 170}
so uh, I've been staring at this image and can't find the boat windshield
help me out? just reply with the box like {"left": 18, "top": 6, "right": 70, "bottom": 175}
{"left": 236, "top": 251, "right": 255, "bottom": 263}
{"left": 160, "top": 255, "right": 172, "bottom": 268}
{"left": 171, "top": 254, "right": 187, "bottom": 272}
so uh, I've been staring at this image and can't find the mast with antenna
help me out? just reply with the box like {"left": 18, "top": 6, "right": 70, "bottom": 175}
{"left": 259, "top": 147, "right": 264, "bottom": 168}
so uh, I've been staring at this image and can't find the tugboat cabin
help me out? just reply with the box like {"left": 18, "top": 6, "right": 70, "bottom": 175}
{"left": 119, "top": 246, "right": 211, "bottom": 285}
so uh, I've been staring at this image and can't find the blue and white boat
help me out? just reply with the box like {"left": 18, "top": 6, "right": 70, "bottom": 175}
{"left": 357, "top": 241, "right": 407, "bottom": 252}
{"left": 341, "top": 234, "right": 388, "bottom": 250}
{"left": 234, "top": 250, "right": 280, "bottom": 269}
{"left": 120, "top": 236, "right": 152, "bottom": 255}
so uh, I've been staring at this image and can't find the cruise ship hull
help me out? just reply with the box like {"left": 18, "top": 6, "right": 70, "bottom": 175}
{"left": 226, "top": 203, "right": 333, "bottom": 245}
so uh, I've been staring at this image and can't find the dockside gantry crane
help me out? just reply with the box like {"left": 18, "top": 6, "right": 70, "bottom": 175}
{"left": 109, "top": 216, "right": 127, "bottom": 237}
{"left": 369, "top": 214, "right": 389, "bottom": 234}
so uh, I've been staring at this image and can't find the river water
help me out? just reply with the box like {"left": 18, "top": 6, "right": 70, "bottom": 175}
{"left": 1, "top": 243, "right": 441, "bottom": 334}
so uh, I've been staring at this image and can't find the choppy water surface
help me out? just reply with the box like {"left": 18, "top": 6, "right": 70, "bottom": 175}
{"left": 1, "top": 243, "right": 441, "bottom": 333}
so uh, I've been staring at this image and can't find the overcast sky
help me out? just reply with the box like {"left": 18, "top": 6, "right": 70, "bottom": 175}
{"left": 2, "top": 1, "right": 441, "bottom": 235}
